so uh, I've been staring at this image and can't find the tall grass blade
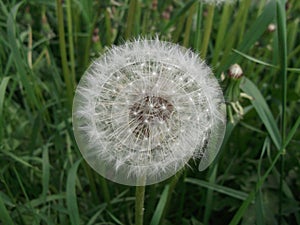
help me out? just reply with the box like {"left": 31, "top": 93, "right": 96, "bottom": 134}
{"left": 241, "top": 78, "right": 281, "bottom": 150}
{"left": 229, "top": 150, "right": 283, "bottom": 225}
{"left": 217, "top": 0, "right": 276, "bottom": 74}
{"left": 150, "top": 185, "right": 170, "bottom": 225}
{"left": 162, "top": 0, "right": 195, "bottom": 34}
{"left": 186, "top": 178, "right": 249, "bottom": 201}
{"left": 66, "top": 159, "right": 81, "bottom": 225}
{"left": 0, "top": 194, "right": 14, "bottom": 225}
{"left": 0, "top": 76, "right": 10, "bottom": 139}
{"left": 125, "top": 0, "right": 138, "bottom": 39}
{"left": 276, "top": 1, "right": 288, "bottom": 223}
{"left": 283, "top": 116, "right": 300, "bottom": 149}
{"left": 41, "top": 147, "right": 50, "bottom": 200}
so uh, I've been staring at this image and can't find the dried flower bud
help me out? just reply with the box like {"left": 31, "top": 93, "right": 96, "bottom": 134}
{"left": 228, "top": 64, "right": 243, "bottom": 79}
{"left": 72, "top": 38, "right": 226, "bottom": 185}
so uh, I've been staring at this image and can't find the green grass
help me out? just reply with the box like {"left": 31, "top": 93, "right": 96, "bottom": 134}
{"left": 0, "top": 0, "right": 299, "bottom": 224}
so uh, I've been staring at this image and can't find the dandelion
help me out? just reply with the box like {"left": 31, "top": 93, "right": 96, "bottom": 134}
{"left": 72, "top": 38, "right": 226, "bottom": 186}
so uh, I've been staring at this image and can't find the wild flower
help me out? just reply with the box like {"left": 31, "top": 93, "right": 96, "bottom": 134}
{"left": 72, "top": 38, "right": 226, "bottom": 186}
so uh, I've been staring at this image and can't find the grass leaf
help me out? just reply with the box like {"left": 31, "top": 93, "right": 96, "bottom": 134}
{"left": 150, "top": 185, "right": 170, "bottom": 225}
{"left": 66, "top": 159, "right": 82, "bottom": 225}
{"left": 0, "top": 193, "right": 14, "bottom": 225}
{"left": 185, "top": 178, "right": 249, "bottom": 201}
{"left": 217, "top": 0, "right": 276, "bottom": 74}
{"left": 241, "top": 78, "right": 281, "bottom": 150}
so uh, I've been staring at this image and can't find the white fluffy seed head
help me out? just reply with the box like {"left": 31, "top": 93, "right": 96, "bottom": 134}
{"left": 72, "top": 38, "right": 226, "bottom": 186}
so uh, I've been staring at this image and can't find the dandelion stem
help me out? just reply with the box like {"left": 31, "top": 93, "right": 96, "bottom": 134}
{"left": 135, "top": 184, "right": 146, "bottom": 225}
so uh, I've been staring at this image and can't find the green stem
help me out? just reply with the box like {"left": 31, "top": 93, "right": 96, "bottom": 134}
{"left": 66, "top": 0, "right": 76, "bottom": 87}
{"left": 183, "top": 2, "right": 197, "bottom": 47}
{"left": 204, "top": 165, "right": 218, "bottom": 225}
{"left": 56, "top": 0, "right": 72, "bottom": 108}
{"left": 276, "top": 0, "right": 287, "bottom": 224}
{"left": 200, "top": 4, "right": 214, "bottom": 58}
{"left": 125, "top": 0, "right": 137, "bottom": 39}
{"left": 100, "top": 176, "right": 112, "bottom": 211}
{"left": 194, "top": 2, "right": 203, "bottom": 52}
{"left": 159, "top": 170, "right": 183, "bottom": 225}
{"left": 211, "top": 2, "right": 231, "bottom": 66}
{"left": 135, "top": 184, "right": 146, "bottom": 225}
{"left": 237, "top": 0, "right": 251, "bottom": 44}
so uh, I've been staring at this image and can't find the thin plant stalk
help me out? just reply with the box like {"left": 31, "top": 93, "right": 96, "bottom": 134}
{"left": 56, "top": 0, "right": 73, "bottom": 108}
{"left": 211, "top": 2, "right": 231, "bottom": 66}
{"left": 194, "top": 1, "right": 203, "bottom": 52}
{"left": 200, "top": 4, "right": 214, "bottom": 58}
{"left": 157, "top": 170, "right": 183, "bottom": 225}
{"left": 204, "top": 165, "right": 218, "bottom": 225}
{"left": 276, "top": 0, "right": 287, "bottom": 224}
{"left": 183, "top": 2, "right": 197, "bottom": 47}
{"left": 66, "top": 0, "right": 76, "bottom": 88}
{"left": 135, "top": 179, "right": 146, "bottom": 225}
{"left": 125, "top": 0, "right": 138, "bottom": 39}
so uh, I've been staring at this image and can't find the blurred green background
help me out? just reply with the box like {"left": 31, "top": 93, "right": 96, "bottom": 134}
{"left": 0, "top": 0, "right": 299, "bottom": 224}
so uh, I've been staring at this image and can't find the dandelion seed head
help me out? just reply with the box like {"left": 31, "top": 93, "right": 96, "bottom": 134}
{"left": 72, "top": 38, "right": 226, "bottom": 186}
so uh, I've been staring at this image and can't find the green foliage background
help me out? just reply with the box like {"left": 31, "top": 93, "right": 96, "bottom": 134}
{"left": 0, "top": 0, "right": 299, "bottom": 224}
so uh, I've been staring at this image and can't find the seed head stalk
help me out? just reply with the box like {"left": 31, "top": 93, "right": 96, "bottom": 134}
{"left": 135, "top": 176, "right": 146, "bottom": 225}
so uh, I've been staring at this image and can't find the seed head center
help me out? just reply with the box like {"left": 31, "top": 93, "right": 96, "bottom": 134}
{"left": 129, "top": 96, "right": 174, "bottom": 138}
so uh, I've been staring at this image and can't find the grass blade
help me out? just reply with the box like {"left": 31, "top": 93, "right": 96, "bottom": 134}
{"left": 284, "top": 116, "right": 300, "bottom": 149}
{"left": 125, "top": 0, "right": 138, "bottom": 39}
{"left": 150, "top": 185, "right": 170, "bottom": 225}
{"left": 162, "top": 0, "right": 196, "bottom": 34}
{"left": 185, "top": 178, "right": 249, "bottom": 201}
{"left": 0, "top": 193, "right": 14, "bottom": 225}
{"left": 41, "top": 147, "right": 50, "bottom": 200}
{"left": 229, "top": 149, "right": 283, "bottom": 225}
{"left": 200, "top": 4, "right": 214, "bottom": 58}
{"left": 241, "top": 78, "right": 281, "bottom": 150}
{"left": 0, "top": 76, "right": 10, "bottom": 139}
{"left": 275, "top": 1, "right": 288, "bottom": 223}
{"left": 66, "top": 159, "right": 81, "bottom": 225}
{"left": 217, "top": 0, "right": 276, "bottom": 74}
